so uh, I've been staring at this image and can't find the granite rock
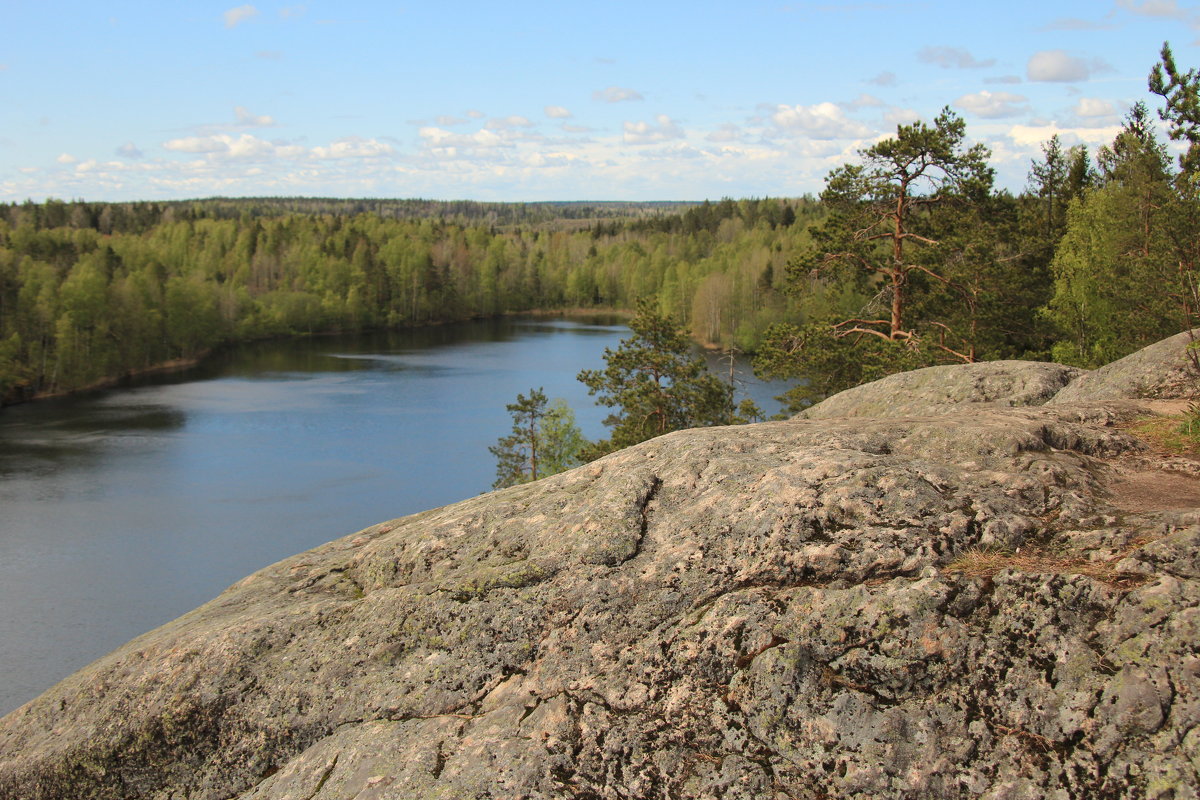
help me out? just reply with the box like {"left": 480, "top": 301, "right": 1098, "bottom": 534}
{"left": 2, "top": 341, "right": 1199, "bottom": 799}
{"left": 800, "top": 360, "right": 1085, "bottom": 420}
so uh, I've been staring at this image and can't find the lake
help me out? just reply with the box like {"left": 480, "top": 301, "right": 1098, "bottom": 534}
{"left": 0, "top": 315, "right": 791, "bottom": 715}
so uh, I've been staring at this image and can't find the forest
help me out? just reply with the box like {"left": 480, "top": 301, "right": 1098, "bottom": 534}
{"left": 0, "top": 44, "right": 1196, "bottom": 415}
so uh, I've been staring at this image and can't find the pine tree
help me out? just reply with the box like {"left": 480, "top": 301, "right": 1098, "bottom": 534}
{"left": 800, "top": 107, "right": 993, "bottom": 347}
{"left": 578, "top": 299, "right": 732, "bottom": 459}
{"left": 1150, "top": 41, "right": 1200, "bottom": 177}
{"left": 489, "top": 388, "right": 587, "bottom": 488}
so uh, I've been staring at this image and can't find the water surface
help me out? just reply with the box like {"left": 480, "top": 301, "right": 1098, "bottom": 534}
{"left": 0, "top": 316, "right": 789, "bottom": 714}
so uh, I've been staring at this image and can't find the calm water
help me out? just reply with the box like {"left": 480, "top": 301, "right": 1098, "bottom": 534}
{"left": 0, "top": 316, "right": 790, "bottom": 715}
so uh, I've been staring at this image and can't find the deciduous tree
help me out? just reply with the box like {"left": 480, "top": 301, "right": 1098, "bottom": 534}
{"left": 489, "top": 388, "right": 587, "bottom": 488}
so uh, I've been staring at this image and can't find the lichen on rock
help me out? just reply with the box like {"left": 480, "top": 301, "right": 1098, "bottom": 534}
{"left": 799, "top": 360, "right": 1085, "bottom": 420}
{"left": 1, "top": 334, "right": 1199, "bottom": 799}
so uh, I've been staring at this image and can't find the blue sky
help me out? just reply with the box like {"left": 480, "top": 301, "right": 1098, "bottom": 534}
{"left": 2, "top": 1, "right": 1196, "bottom": 202}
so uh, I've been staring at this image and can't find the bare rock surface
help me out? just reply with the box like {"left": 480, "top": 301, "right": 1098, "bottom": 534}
{"left": 1049, "top": 329, "right": 1200, "bottom": 404}
{"left": 2, "top": 342, "right": 1200, "bottom": 799}
{"left": 799, "top": 360, "right": 1085, "bottom": 419}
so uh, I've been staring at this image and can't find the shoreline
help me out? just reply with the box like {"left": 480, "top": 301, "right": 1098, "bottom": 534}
{"left": 4, "top": 354, "right": 210, "bottom": 409}
{"left": 0, "top": 308, "right": 637, "bottom": 412}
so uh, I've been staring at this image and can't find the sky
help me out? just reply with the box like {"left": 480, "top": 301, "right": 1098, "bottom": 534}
{"left": 1, "top": 1, "right": 1197, "bottom": 203}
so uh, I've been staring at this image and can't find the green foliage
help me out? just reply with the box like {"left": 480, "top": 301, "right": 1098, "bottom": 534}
{"left": 1026, "top": 135, "right": 1095, "bottom": 253}
{"left": 796, "top": 107, "right": 993, "bottom": 349}
{"left": 539, "top": 399, "right": 588, "bottom": 477}
{"left": 732, "top": 397, "right": 766, "bottom": 424}
{"left": 489, "top": 389, "right": 587, "bottom": 488}
{"left": 1150, "top": 41, "right": 1200, "bottom": 177}
{"left": 1046, "top": 101, "right": 1195, "bottom": 367}
{"left": 0, "top": 333, "right": 25, "bottom": 398}
{"left": 1179, "top": 400, "right": 1200, "bottom": 444}
{"left": 755, "top": 318, "right": 927, "bottom": 413}
{"left": 759, "top": 109, "right": 1028, "bottom": 410}
{"left": 0, "top": 196, "right": 823, "bottom": 406}
{"left": 578, "top": 299, "right": 733, "bottom": 458}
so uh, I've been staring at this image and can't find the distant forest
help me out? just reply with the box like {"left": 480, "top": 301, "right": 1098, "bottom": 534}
{"left": 0, "top": 195, "right": 815, "bottom": 405}
{"left": 0, "top": 45, "right": 1196, "bottom": 410}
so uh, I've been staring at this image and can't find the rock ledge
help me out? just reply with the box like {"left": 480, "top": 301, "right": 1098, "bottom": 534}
{"left": 2, "top": 337, "right": 1199, "bottom": 799}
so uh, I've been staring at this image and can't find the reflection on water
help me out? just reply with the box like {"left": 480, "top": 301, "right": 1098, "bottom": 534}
{"left": 0, "top": 316, "right": 792, "bottom": 715}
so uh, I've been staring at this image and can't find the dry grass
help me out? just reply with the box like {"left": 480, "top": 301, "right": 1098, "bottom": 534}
{"left": 1128, "top": 403, "right": 1200, "bottom": 457}
{"left": 945, "top": 543, "right": 1150, "bottom": 588}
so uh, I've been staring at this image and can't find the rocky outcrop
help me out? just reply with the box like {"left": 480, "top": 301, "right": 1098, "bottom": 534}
{"left": 799, "top": 360, "right": 1084, "bottom": 419}
{"left": 1050, "top": 329, "right": 1200, "bottom": 405}
{"left": 2, "top": 340, "right": 1200, "bottom": 800}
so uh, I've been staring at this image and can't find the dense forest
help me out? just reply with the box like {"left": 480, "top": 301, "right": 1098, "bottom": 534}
{"left": 0, "top": 194, "right": 815, "bottom": 404}
{"left": 0, "top": 44, "right": 1196, "bottom": 412}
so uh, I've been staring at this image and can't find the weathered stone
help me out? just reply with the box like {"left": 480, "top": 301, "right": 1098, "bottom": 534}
{"left": 1049, "top": 328, "right": 1200, "bottom": 404}
{"left": 800, "top": 360, "right": 1085, "bottom": 419}
{"left": 1, "top": 337, "right": 1199, "bottom": 799}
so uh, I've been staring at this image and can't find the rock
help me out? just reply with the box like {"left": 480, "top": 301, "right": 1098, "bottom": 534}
{"left": 1049, "top": 328, "right": 1200, "bottom": 404}
{"left": 799, "top": 360, "right": 1084, "bottom": 419}
{"left": 2, "top": 338, "right": 1199, "bottom": 799}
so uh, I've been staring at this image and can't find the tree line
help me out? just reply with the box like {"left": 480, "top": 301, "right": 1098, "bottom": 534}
{"left": 3, "top": 43, "right": 1197, "bottom": 422}
{"left": 0, "top": 197, "right": 700, "bottom": 236}
{"left": 0, "top": 196, "right": 813, "bottom": 405}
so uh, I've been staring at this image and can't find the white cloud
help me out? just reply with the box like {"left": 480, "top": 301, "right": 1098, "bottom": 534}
{"left": 1116, "top": 0, "right": 1191, "bottom": 18}
{"left": 486, "top": 116, "right": 534, "bottom": 130}
{"left": 116, "top": 142, "right": 143, "bottom": 159}
{"left": 1075, "top": 97, "right": 1117, "bottom": 117}
{"left": 75, "top": 159, "right": 134, "bottom": 174}
{"left": 435, "top": 115, "right": 467, "bottom": 126}
{"left": 985, "top": 75, "right": 1023, "bottom": 85}
{"left": 705, "top": 123, "right": 744, "bottom": 143}
{"left": 561, "top": 124, "right": 592, "bottom": 133}
{"left": 56, "top": 153, "right": 77, "bottom": 164}
{"left": 883, "top": 107, "right": 922, "bottom": 127}
{"left": 225, "top": 135, "right": 278, "bottom": 159}
{"left": 544, "top": 105, "right": 572, "bottom": 119}
{"left": 845, "top": 94, "right": 884, "bottom": 109}
{"left": 418, "top": 126, "right": 508, "bottom": 150}
{"left": 162, "top": 133, "right": 278, "bottom": 159}
{"left": 310, "top": 137, "right": 394, "bottom": 159}
{"left": 466, "top": 110, "right": 485, "bottom": 119}
{"left": 163, "top": 136, "right": 228, "bottom": 154}
{"left": 594, "top": 86, "right": 644, "bottom": 103}
{"left": 868, "top": 71, "right": 897, "bottom": 87}
{"left": 918, "top": 46, "right": 995, "bottom": 69}
{"left": 234, "top": 106, "right": 276, "bottom": 127}
{"left": 223, "top": 5, "right": 259, "bottom": 28}
{"left": 1027, "top": 50, "right": 1092, "bottom": 82}
{"left": 1007, "top": 123, "right": 1123, "bottom": 147}
{"left": 767, "top": 102, "right": 871, "bottom": 140}
{"left": 954, "top": 90, "right": 1029, "bottom": 119}
{"left": 623, "top": 114, "right": 683, "bottom": 145}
